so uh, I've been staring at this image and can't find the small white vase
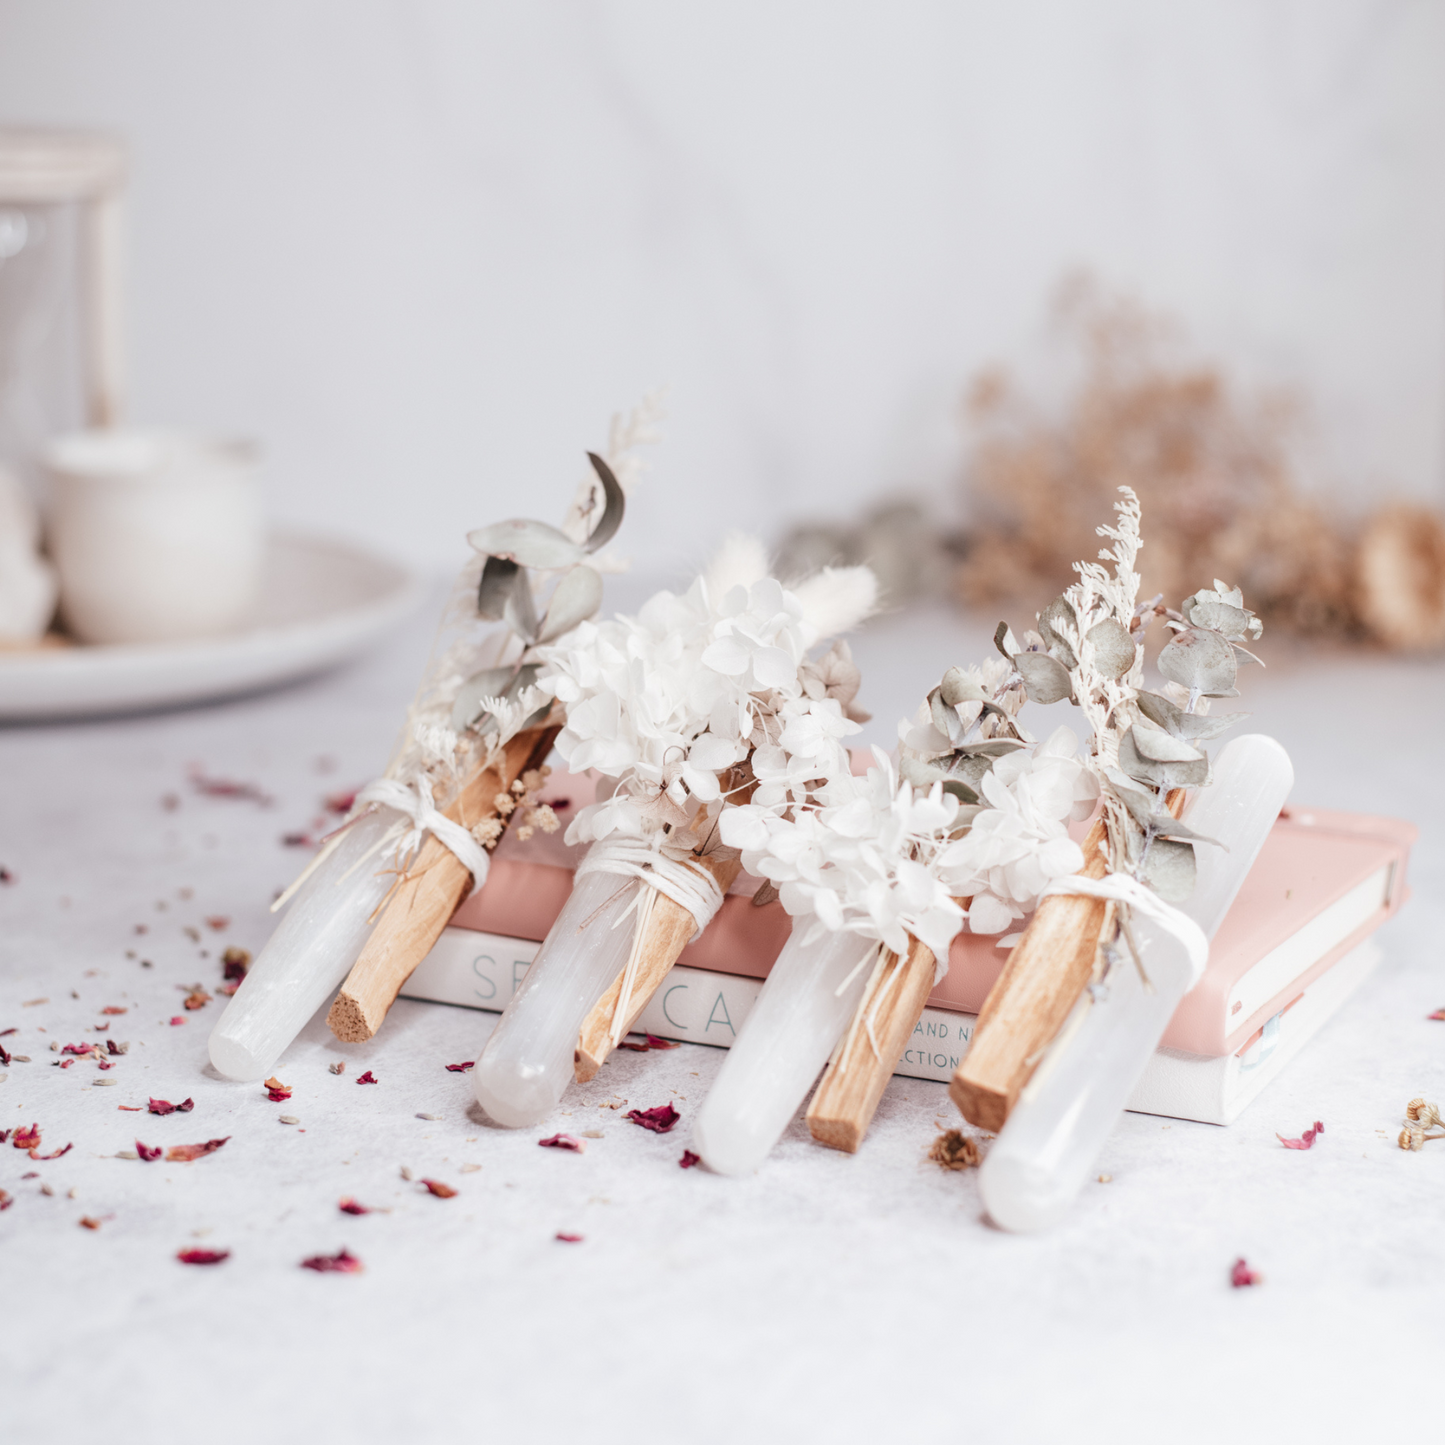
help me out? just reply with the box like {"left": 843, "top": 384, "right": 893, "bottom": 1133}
{"left": 45, "top": 429, "right": 263, "bottom": 645}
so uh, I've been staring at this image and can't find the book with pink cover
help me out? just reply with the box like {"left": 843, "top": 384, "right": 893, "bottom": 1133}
{"left": 450, "top": 769, "right": 1416, "bottom": 1061}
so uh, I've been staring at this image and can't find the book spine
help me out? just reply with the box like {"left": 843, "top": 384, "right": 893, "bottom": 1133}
{"left": 403, "top": 927, "right": 976, "bottom": 1084}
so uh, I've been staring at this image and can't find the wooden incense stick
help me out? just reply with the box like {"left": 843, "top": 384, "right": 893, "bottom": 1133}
{"left": 806, "top": 930, "right": 941, "bottom": 1153}
{"left": 949, "top": 791, "right": 1186, "bottom": 1132}
{"left": 573, "top": 852, "right": 743, "bottom": 1082}
{"left": 326, "top": 723, "right": 560, "bottom": 1043}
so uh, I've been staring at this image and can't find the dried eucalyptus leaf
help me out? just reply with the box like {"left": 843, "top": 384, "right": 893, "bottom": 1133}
{"left": 1135, "top": 691, "right": 1245, "bottom": 742}
{"left": 1231, "top": 643, "right": 1265, "bottom": 668}
{"left": 1118, "top": 728, "right": 1211, "bottom": 790}
{"left": 939, "top": 666, "right": 987, "bottom": 706}
{"left": 1130, "top": 718, "right": 1204, "bottom": 764}
{"left": 1104, "top": 765, "right": 1158, "bottom": 830}
{"left": 536, "top": 564, "right": 603, "bottom": 643}
{"left": 450, "top": 666, "right": 517, "bottom": 732}
{"left": 1037, "top": 595, "right": 1079, "bottom": 669}
{"left": 1085, "top": 617, "right": 1136, "bottom": 680}
{"left": 1147, "top": 815, "right": 1224, "bottom": 849}
{"left": 1013, "top": 650, "right": 1072, "bottom": 704}
{"left": 468, "top": 518, "right": 586, "bottom": 571}
{"left": 503, "top": 569, "right": 539, "bottom": 644}
{"left": 900, "top": 755, "right": 948, "bottom": 790}
{"left": 582, "top": 452, "right": 626, "bottom": 553}
{"left": 1157, "top": 627, "right": 1238, "bottom": 698}
{"left": 950, "top": 754, "right": 996, "bottom": 788}
{"left": 504, "top": 662, "right": 541, "bottom": 699}
{"left": 993, "top": 621, "right": 1019, "bottom": 660}
{"left": 477, "top": 555, "right": 522, "bottom": 621}
{"left": 929, "top": 686, "right": 961, "bottom": 744}
{"left": 1142, "top": 838, "right": 1197, "bottom": 904}
{"left": 956, "top": 738, "right": 1028, "bottom": 758}
{"left": 940, "top": 778, "right": 980, "bottom": 806}
{"left": 949, "top": 804, "right": 984, "bottom": 832}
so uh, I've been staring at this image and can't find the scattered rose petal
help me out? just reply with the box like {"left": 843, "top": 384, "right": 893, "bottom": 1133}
{"left": 106, "top": 1040, "right": 126, "bottom": 1056}
{"left": 264, "top": 1077, "right": 293, "bottom": 1102}
{"left": 1277, "top": 1120, "right": 1324, "bottom": 1151}
{"left": 31, "top": 1141, "right": 72, "bottom": 1160}
{"left": 0, "top": 1189, "right": 10, "bottom": 1209}
{"left": 205, "top": 916, "right": 230, "bottom": 931}
{"left": 101, "top": 1006, "right": 127, "bottom": 1016}
{"left": 444, "top": 1061, "right": 475, "bottom": 1073}
{"left": 324, "top": 788, "right": 358, "bottom": 815}
{"left": 679, "top": 1150, "right": 701, "bottom": 1169}
{"left": 178, "top": 1248, "right": 230, "bottom": 1266}
{"left": 555, "top": 1232, "right": 584, "bottom": 1243}
{"left": 301, "top": 1248, "right": 363, "bottom": 1274}
{"left": 617, "top": 1040, "right": 649, "bottom": 1053}
{"left": 166, "top": 1137, "right": 230, "bottom": 1162}
{"left": 188, "top": 767, "right": 272, "bottom": 805}
{"left": 79, "top": 1216, "right": 101, "bottom": 1230}
{"left": 1430, "top": 1009, "right": 1445, "bottom": 1021}
{"left": 149, "top": 1097, "right": 194, "bottom": 1115}
{"left": 0, "top": 1041, "right": 8, "bottom": 1067}
{"left": 117, "top": 1105, "right": 143, "bottom": 1112}
{"left": 60, "top": 1043, "right": 95, "bottom": 1056}
{"left": 421, "top": 1179, "right": 457, "bottom": 1198}
{"left": 221, "top": 947, "right": 251, "bottom": 980}
{"left": 182, "top": 988, "right": 211, "bottom": 1011}
{"left": 329, "top": 1061, "right": 345, "bottom": 1075}
{"left": 13, "top": 1124, "right": 40, "bottom": 1151}
{"left": 137, "top": 1142, "right": 162, "bottom": 1161}
{"left": 169, "top": 1017, "right": 186, "bottom": 1027}
{"left": 539, "top": 1133, "right": 584, "bottom": 1152}
{"left": 355, "top": 1071, "right": 377, "bottom": 1085}
{"left": 338, "top": 1197, "right": 371, "bottom": 1215}
{"left": 644, "top": 1034, "right": 679, "bottom": 1050}
{"left": 282, "top": 832, "right": 313, "bottom": 848}
{"left": 625, "top": 1104, "right": 680, "bottom": 1134}
{"left": 1231, "top": 1258, "right": 1262, "bottom": 1288}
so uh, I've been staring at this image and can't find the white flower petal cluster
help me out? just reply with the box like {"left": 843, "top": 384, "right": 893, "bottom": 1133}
{"left": 935, "top": 726, "right": 1100, "bottom": 934}
{"left": 538, "top": 573, "right": 859, "bottom": 846}
{"left": 721, "top": 748, "right": 967, "bottom": 960}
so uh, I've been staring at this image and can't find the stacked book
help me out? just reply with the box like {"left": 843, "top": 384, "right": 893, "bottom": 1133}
{"left": 403, "top": 770, "right": 1415, "bottom": 1126}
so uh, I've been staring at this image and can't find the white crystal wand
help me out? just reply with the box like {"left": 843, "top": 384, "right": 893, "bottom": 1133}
{"left": 978, "top": 733, "right": 1294, "bottom": 1233}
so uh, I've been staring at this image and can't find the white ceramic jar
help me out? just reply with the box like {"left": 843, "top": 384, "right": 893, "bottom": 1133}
{"left": 44, "top": 429, "right": 263, "bottom": 645}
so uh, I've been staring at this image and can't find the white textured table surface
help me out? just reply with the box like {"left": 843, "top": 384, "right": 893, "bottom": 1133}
{"left": 2, "top": 598, "right": 1442, "bottom": 1445}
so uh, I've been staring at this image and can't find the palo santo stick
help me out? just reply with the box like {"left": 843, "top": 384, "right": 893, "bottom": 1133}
{"left": 327, "top": 723, "right": 559, "bottom": 1043}
{"left": 573, "top": 851, "right": 743, "bottom": 1082}
{"left": 806, "top": 926, "right": 947, "bottom": 1154}
{"left": 949, "top": 790, "right": 1186, "bottom": 1132}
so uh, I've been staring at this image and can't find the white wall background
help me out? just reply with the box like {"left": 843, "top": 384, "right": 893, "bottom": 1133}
{"left": 1, "top": 0, "right": 1443, "bottom": 575}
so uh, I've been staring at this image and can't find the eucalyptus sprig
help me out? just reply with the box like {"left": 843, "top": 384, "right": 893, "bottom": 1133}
{"left": 450, "top": 451, "right": 625, "bottom": 739}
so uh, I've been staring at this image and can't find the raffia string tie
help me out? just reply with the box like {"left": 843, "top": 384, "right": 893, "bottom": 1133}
{"left": 1037, "top": 871, "right": 1209, "bottom": 987}
{"left": 574, "top": 834, "right": 727, "bottom": 942}
{"left": 353, "top": 777, "right": 494, "bottom": 898}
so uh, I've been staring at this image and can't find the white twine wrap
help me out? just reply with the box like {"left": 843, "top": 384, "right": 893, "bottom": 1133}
{"left": 354, "top": 777, "right": 495, "bottom": 899}
{"left": 1038, "top": 871, "right": 1210, "bottom": 987}
{"left": 574, "top": 835, "right": 728, "bottom": 942}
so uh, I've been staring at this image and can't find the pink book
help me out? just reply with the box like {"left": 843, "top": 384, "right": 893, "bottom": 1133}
{"left": 450, "top": 770, "right": 1415, "bottom": 1060}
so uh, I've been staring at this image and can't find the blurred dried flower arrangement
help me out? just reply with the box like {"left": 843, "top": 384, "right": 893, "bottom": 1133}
{"left": 781, "top": 277, "right": 1445, "bottom": 650}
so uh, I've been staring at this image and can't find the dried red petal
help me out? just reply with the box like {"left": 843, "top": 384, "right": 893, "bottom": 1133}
{"left": 205, "top": 916, "right": 230, "bottom": 931}
{"left": 644, "top": 1034, "right": 680, "bottom": 1050}
{"left": 165, "top": 1137, "right": 230, "bottom": 1162}
{"left": 555, "top": 1232, "right": 584, "bottom": 1243}
{"left": 263, "top": 1076, "right": 293, "bottom": 1102}
{"left": 444, "top": 1061, "right": 475, "bottom": 1073}
{"left": 355, "top": 1071, "right": 378, "bottom": 1085}
{"left": 0, "top": 1128, "right": 7, "bottom": 1142}
{"left": 324, "top": 788, "right": 358, "bottom": 815}
{"left": 30, "top": 1142, "right": 73, "bottom": 1161}
{"left": 1230, "top": 1258, "right": 1262, "bottom": 1288}
{"left": 100, "top": 1006, "right": 127, "bottom": 1016}
{"left": 169, "top": 1017, "right": 186, "bottom": 1026}
{"left": 188, "top": 767, "right": 272, "bottom": 805}
{"left": 182, "top": 989, "right": 211, "bottom": 1011}
{"left": 1430, "top": 1009, "right": 1445, "bottom": 1021}
{"left": 221, "top": 947, "right": 251, "bottom": 980}
{"left": 0, "top": 1041, "right": 8, "bottom": 1067}
{"left": 117, "top": 1104, "right": 143, "bottom": 1112}
{"left": 282, "top": 833, "right": 313, "bottom": 848}
{"left": 137, "top": 1141, "right": 162, "bottom": 1161}
{"left": 61, "top": 1042, "right": 95, "bottom": 1055}
{"left": 148, "top": 1097, "right": 193, "bottom": 1115}
{"left": 1277, "top": 1120, "right": 1325, "bottom": 1150}
{"left": 97, "top": 1060, "right": 113, "bottom": 1071}
{"left": 0, "top": 1190, "right": 11, "bottom": 1210}
{"left": 538, "top": 1133, "right": 584, "bottom": 1152}
{"left": 106, "top": 1040, "right": 123, "bottom": 1057}
{"left": 301, "top": 1248, "right": 363, "bottom": 1274}
{"left": 177, "top": 1248, "right": 230, "bottom": 1266}
{"left": 625, "top": 1104, "right": 680, "bottom": 1134}
{"left": 420, "top": 1179, "right": 457, "bottom": 1198}
{"left": 79, "top": 1216, "right": 102, "bottom": 1230}
{"left": 338, "top": 1197, "right": 371, "bottom": 1215}
{"left": 679, "top": 1150, "right": 701, "bottom": 1169}
{"left": 617, "top": 1040, "right": 649, "bottom": 1053}
{"left": 13, "top": 1124, "right": 40, "bottom": 1151}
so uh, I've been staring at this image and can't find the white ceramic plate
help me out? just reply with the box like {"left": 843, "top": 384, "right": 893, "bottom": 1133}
{"left": 0, "top": 531, "right": 427, "bottom": 720}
